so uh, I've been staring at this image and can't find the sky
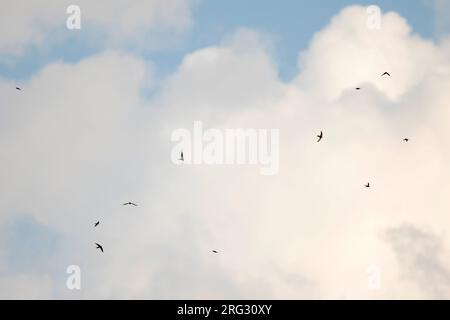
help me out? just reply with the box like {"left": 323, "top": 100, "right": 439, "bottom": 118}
{"left": 0, "top": 0, "right": 446, "bottom": 81}
{"left": 1, "top": 0, "right": 450, "bottom": 299}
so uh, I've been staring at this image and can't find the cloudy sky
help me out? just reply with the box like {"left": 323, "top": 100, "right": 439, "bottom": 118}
{"left": 1, "top": 0, "right": 450, "bottom": 299}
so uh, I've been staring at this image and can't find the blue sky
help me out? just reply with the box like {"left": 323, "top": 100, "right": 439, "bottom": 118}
{"left": 3, "top": 214, "right": 62, "bottom": 275}
{"left": 0, "top": 1, "right": 441, "bottom": 82}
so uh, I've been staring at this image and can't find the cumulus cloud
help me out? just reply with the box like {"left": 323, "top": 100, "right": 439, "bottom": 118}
{"left": 295, "top": 6, "right": 448, "bottom": 101}
{"left": 1, "top": 5, "right": 450, "bottom": 299}
{"left": 0, "top": 0, "right": 197, "bottom": 56}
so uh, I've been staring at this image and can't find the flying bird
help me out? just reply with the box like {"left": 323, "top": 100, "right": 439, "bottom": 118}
{"left": 123, "top": 202, "right": 138, "bottom": 206}
{"left": 179, "top": 151, "right": 184, "bottom": 162}
{"left": 95, "top": 243, "right": 104, "bottom": 252}
{"left": 403, "top": 138, "right": 409, "bottom": 142}
{"left": 15, "top": 87, "right": 21, "bottom": 91}
{"left": 94, "top": 221, "right": 100, "bottom": 227}
{"left": 212, "top": 250, "right": 218, "bottom": 254}
{"left": 356, "top": 87, "right": 361, "bottom": 90}
{"left": 317, "top": 131, "right": 323, "bottom": 142}
{"left": 381, "top": 72, "right": 391, "bottom": 77}
{"left": 365, "top": 183, "right": 371, "bottom": 188}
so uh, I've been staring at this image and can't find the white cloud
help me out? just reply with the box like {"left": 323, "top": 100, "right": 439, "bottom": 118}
{"left": 0, "top": 0, "right": 197, "bottom": 55}
{"left": 295, "top": 6, "right": 448, "bottom": 102}
{"left": 1, "top": 5, "right": 450, "bottom": 299}
{"left": 160, "top": 29, "right": 284, "bottom": 123}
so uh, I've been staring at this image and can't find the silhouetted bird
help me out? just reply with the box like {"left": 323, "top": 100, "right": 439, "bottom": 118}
{"left": 356, "top": 87, "right": 361, "bottom": 90}
{"left": 179, "top": 151, "right": 184, "bottom": 161}
{"left": 95, "top": 243, "right": 104, "bottom": 252}
{"left": 365, "top": 183, "right": 370, "bottom": 188}
{"left": 381, "top": 72, "right": 391, "bottom": 77}
{"left": 317, "top": 131, "right": 323, "bottom": 142}
{"left": 15, "top": 87, "right": 21, "bottom": 91}
{"left": 212, "top": 250, "right": 218, "bottom": 254}
{"left": 123, "top": 202, "right": 138, "bottom": 206}
{"left": 94, "top": 221, "right": 100, "bottom": 227}
{"left": 403, "top": 138, "right": 409, "bottom": 142}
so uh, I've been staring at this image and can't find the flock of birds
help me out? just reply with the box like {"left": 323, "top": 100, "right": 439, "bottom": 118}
{"left": 14, "top": 71, "right": 404, "bottom": 255}
{"left": 92, "top": 201, "right": 219, "bottom": 254}
{"left": 317, "top": 71, "right": 408, "bottom": 190}
{"left": 93, "top": 202, "right": 137, "bottom": 253}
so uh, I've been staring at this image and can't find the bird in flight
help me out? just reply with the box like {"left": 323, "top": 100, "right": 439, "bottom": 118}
{"left": 365, "top": 183, "right": 371, "bottom": 188}
{"left": 94, "top": 221, "right": 100, "bottom": 227}
{"left": 403, "top": 138, "right": 409, "bottom": 142}
{"left": 381, "top": 72, "right": 391, "bottom": 77}
{"left": 317, "top": 131, "right": 323, "bottom": 142}
{"left": 15, "top": 87, "right": 21, "bottom": 91}
{"left": 212, "top": 250, "right": 218, "bottom": 254}
{"left": 179, "top": 151, "right": 184, "bottom": 162}
{"left": 95, "top": 243, "right": 104, "bottom": 252}
{"left": 123, "top": 202, "right": 138, "bottom": 206}
{"left": 356, "top": 87, "right": 361, "bottom": 90}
